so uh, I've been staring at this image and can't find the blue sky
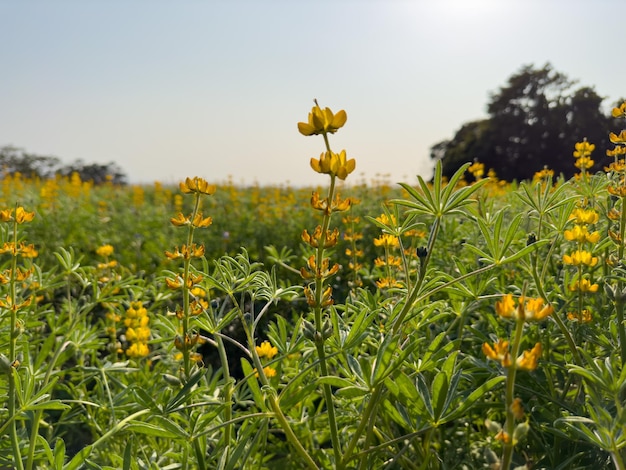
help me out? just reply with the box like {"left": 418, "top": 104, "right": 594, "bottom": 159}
{"left": 1, "top": 0, "right": 624, "bottom": 186}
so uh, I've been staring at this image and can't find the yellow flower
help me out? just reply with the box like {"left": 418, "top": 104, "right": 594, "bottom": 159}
{"left": 563, "top": 225, "right": 600, "bottom": 244}
{"left": 533, "top": 168, "right": 554, "bottom": 181}
{"left": 468, "top": 162, "right": 485, "bottom": 179}
{"left": 170, "top": 213, "right": 190, "bottom": 226}
{"left": 19, "top": 243, "right": 38, "bottom": 258}
{"left": 310, "top": 150, "right": 356, "bottom": 180}
{"left": 574, "top": 156, "right": 594, "bottom": 170}
{"left": 612, "top": 102, "right": 626, "bottom": 118}
{"left": 374, "top": 234, "right": 399, "bottom": 248}
{"left": 511, "top": 398, "right": 524, "bottom": 420}
{"left": 568, "top": 278, "right": 599, "bottom": 293}
{"left": 375, "top": 213, "right": 397, "bottom": 226}
{"left": 298, "top": 104, "right": 347, "bottom": 136}
{"left": 495, "top": 294, "right": 517, "bottom": 319}
{"left": 375, "top": 277, "right": 403, "bottom": 289}
{"left": 609, "top": 130, "right": 626, "bottom": 144}
{"left": 15, "top": 207, "right": 35, "bottom": 224}
{"left": 192, "top": 213, "right": 213, "bottom": 228}
{"left": 96, "top": 244, "right": 114, "bottom": 257}
{"left": 482, "top": 339, "right": 512, "bottom": 367}
{"left": 495, "top": 294, "right": 552, "bottom": 321}
{"left": 0, "top": 209, "right": 13, "bottom": 222}
{"left": 126, "top": 342, "right": 149, "bottom": 358}
{"left": 516, "top": 343, "right": 541, "bottom": 371}
{"left": 563, "top": 250, "right": 598, "bottom": 266}
{"left": 179, "top": 177, "right": 217, "bottom": 195}
{"left": 255, "top": 340, "right": 278, "bottom": 360}
{"left": 523, "top": 297, "right": 553, "bottom": 321}
{"left": 573, "top": 140, "right": 595, "bottom": 158}
{"left": 263, "top": 366, "right": 277, "bottom": 378}
{"left": 570, "top": 208, "right": 598, "bottom": 225}
{"left": 567, "top": 309, "right": 593, "bottom": 323}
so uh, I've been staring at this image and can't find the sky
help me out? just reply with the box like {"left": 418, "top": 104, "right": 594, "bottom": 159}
{"left": 1, "top": 0, "right": 624, "bottom": 187}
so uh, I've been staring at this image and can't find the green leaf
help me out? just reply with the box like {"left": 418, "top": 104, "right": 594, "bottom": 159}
{"left": 444, "top": 376, "right": 505, "bottom": 422}
{"left": 124, "top": 422, "right": 179, "bottom": 439}
{"left": 241, "top": 359, "right": 265, "bottom": 409}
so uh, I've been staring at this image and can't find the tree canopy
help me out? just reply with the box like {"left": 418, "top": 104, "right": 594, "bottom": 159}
{"left": 431, "top": 63, "right": 617, "bottom": 181}
{"left": 0, "top": 146, "right": 127, "bottom": 185}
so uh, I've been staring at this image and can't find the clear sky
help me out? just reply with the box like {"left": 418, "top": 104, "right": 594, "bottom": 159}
{"left": 1, "top": 0, "right": 624, "bottom": 187}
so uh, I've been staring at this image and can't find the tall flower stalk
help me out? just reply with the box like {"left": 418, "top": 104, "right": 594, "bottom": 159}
{"left": 298, "top": 100, "right": 355, "bottom": 465}
{"left": 0, "top": 206, "right": 36, "bottom": 470}
{"left": 483, "top": 293, "right": 553, "bottom": 469}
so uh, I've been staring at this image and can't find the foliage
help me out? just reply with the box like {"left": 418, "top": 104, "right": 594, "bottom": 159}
{"left": 0, "top": 145, "right": 127, "bottom": 184}
{"left": 431, "top": 63, "right": 617, "bottom": 181}
{"left": 0, "top": 100, "right": 626, "bottom": 470}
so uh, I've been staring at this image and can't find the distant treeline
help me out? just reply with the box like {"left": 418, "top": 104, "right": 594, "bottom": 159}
{"left": 0, "top": 145, "right": 127, "bottom": 185}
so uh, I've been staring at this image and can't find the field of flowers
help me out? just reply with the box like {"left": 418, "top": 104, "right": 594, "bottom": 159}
{"left": 1, "top": 101, "right": 626, "bottom": 470}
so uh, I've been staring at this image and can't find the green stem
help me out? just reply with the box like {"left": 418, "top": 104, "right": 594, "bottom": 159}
{"left": 391, "top": 216, "right": 441, "bottom": 334}
{"left": 341, "top": 386, "right": 383, "bottom": 468}
{"left": 500, "top": 317, "right": 525, "bottom": 470}
{"left": 8, "top": 216, "right": 24, "bottom": 470}
{"left": 248, "top": 329, "right": 318, "bottom": 470}
{"left": 215, "top": 332, "right": 234, "bottom": 452}
{"left": 26, "top": 341, "right": 72, "bottom": 470}
{"left": 310, "top": 147, "right": 341, "bottom": 464}
{"left": 531, "top": 260, "right": 582, "bottom": 366}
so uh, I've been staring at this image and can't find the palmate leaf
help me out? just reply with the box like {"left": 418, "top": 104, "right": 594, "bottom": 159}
{"left": 392, "top": 161, "right": 488, "bottom": 218}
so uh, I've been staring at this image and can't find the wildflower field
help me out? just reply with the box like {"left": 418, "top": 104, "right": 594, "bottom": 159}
{"left": 2, "top": 102, "right": 626, "bottom": 470}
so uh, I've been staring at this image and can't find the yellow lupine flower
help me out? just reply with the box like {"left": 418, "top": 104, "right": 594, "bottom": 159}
{"left": 482, "top": 339, "right": 512, "bottom": 367}
{"left": 609, "top": 130, "right": 626, "bottom": 144}
{"left": 511, "top": 398, "right": 524, "bottom": 420}
{"left": 495, "top": 294, "right": 552, "bottom": 321}
{"left": 298, "top": 104, "right": 347, "bottom": 136}
{"left": 563, "top": 225, "right": 600, "bottom": 244}
{"left": 570, "top": 208, "right": 599, "bottom": 225}
{"left": 179, "top": 177, "right": 216, "bottom": 195}
{"left": 96, "top": 244, "right": 114, "bottom": 257}
{"left": 375, "top": 213, "right": 397, "bottom": 226}
{"left": 516, "top": 343, "right": 542, "bottom": 371}
{"left": 567, "top": 309, "right": 593, "bottom": 323}
{"left": 573, "top": 141, "right": 595, "bottom": 158}
{"left": 255, "top": 340, "right": 278, "bottom": 360}
{"left": 522, "top": 297, "right": 553, "bottom": 321}
{"left": 574, "top": 156, "right": 594, "bottom": 170}
{"left": 375, "top": 277, "right": 403, "bottom": 289}
{"left": 192, "top": 213, "right": 213, "bottom": 228}
{"left": 126, "top": 342, "right": 149, "bottom": 358}
{"left": 495, "top": 294, "right": 516, "bottom": 318}
{"left": 612, "top": 102, "right": 626, "bottom": 118}
{"left": 170, "top": 213, "right": 190, "bottom": 226}
{"left": 468, "top": 161, "right": 485, "bottom": 179}
{"left": 15, "top": 207, "right": 35, "bottom": 224}
{"left": 0, "top": 209, "right": 12, "bottom": 222}
{"left": 374, "top": 234, "right": 399, "bottom": 248}
{"left": 563, "top": 250, "right": 598, "bottom": 266}
{"left": 310, "top": 150, "right": 356, "bottom": 180}
{"left": 568, "top": 278, "right": 599, "bottom": 293}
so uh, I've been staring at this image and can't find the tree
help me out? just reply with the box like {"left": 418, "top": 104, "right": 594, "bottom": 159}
{"left": 0, "top": 146, "right": 61, "bottom": 179}
{"left": 57, "top": 160, "right": 127, "bottom": 185}
{"left": 0, "top": 145, "right": 128, "bottom": 185}
{"left": 431, "top": 63, "right": 613, "bottom": 181}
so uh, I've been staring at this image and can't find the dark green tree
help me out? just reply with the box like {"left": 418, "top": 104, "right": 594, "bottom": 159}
{"left": 431, "top": 63, "right": 613, "bottom": 181}
{"left": 0, "top": 145, "right": 127, "bottom": 185}
{"left": 0, "top": 146, "right": 61, "bottom": 179}
{"left": 57, "top": 160, "right": 127, "bottom": 185}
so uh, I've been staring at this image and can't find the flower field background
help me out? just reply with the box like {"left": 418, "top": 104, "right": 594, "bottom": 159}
{"left": 2, "top": 102, "right": 626, "bottom": 470}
